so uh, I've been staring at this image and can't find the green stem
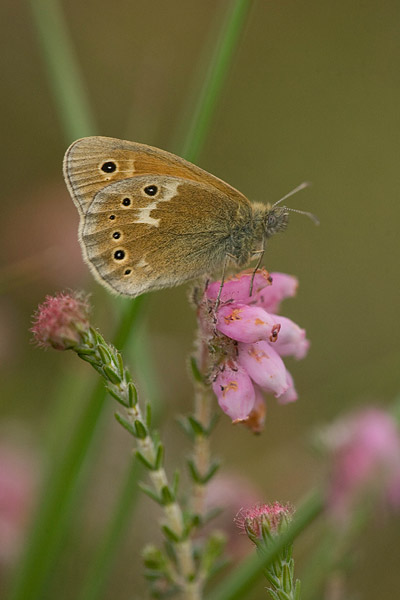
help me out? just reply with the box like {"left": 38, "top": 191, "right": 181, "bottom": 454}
{"left": 208, "top": 491, "right": 324, "bottom": 600}
{"left": 29, "top": 0, "right": 97, "bottom": 140}
{"left": 178, "top": 0, "right": 255, "bottom": 162}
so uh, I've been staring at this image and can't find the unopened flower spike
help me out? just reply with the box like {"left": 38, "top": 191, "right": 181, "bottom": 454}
{"left": 235, "top": 502, "right": 301, "bottom": 599}
{"left": 31, "top": 291, "right": 90, "bottom": 351}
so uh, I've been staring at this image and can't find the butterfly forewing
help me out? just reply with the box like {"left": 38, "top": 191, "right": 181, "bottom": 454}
{"left": 64, "top": 136, "right": 249, "bottom": 217}
{"left": 80, "top": 175, "right": 250, "bottom": 296}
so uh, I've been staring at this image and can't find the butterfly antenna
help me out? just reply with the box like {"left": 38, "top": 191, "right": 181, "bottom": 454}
{"left": 272, "top": 181, "right": 311, "bottom": 207}
{"left": 285, "top": 207, "right": 319, "bottom": 225}
{"left": 272, "top": 181, "right": 319, "bottom": 226}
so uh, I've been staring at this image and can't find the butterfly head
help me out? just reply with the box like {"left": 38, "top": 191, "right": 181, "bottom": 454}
{"left": 263, "top": 205, "right": 289, "bottom": 238}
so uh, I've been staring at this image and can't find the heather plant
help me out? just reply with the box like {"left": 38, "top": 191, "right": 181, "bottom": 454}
{"left": 7, "top": 2, "right": 400, "bottom": 600}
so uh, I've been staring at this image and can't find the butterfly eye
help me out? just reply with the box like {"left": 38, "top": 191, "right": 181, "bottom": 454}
{"left": 122, "top": 198, "right": 131, "bottom": 206}
{"left": 101, "top": 161, "right": 117, "bottom": 173}
{"left": 267, "top": 213, "right": 277, "bottom": 227}
{"left": 144, "top": 185, "right": 158, "bottom": 196}
{"left": 114, "top": 250, "right": 125, "bottom": 260}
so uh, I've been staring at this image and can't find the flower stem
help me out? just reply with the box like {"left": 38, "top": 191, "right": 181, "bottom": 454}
{"left": 74, "top": 327, "right": 200, "bottom": 598}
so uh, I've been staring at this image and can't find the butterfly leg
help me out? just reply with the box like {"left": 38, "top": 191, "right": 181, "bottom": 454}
{"left": 249, "top": 241, "right": 266, "bottom": 296}
{"left": 215, "top": 254, "right": 235, "bottom": 309}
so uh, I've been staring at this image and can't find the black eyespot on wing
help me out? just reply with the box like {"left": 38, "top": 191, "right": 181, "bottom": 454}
{"left": 144, "top": 185, "right": 158, "bottom": 196}
{"left": 109, "top": 215, "right": 116, "bottom": 220}
{"left": 122, "top": 197, "right": 131, "bottom": 206}
{"left": 101, "top": 161, "right": 117, "bottom": 173}
{"left": 114, "top": 250, "right": 125, "bottom": 260}
{"left": 113, "top": 232, "right": 121, "bottom": 239}
{"left": 124, "top": 269, "right": 131, "bottom": 275}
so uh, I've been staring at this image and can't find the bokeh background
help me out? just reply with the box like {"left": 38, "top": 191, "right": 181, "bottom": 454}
{"left": 1, "top": 0, "right": 400, "bottom": 598}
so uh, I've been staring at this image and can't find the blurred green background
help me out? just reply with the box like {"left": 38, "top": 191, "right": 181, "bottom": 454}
{"left": 1, "top": 0, "right": 400, "bottom": 598}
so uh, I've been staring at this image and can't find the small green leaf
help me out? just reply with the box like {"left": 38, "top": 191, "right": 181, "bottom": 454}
{"left": 176, "top": 415, "right": 194, "bottom": 439}
{"left": 98, "top": 343, "right": 113, "bottom": 364}
{"left": 145, "top": 402, "right": 152, "bottom": 427}
{"left": 202, "top": 460, "right": 220, "bottom": 483}
{"left": 282, "top": 563, "right": 291, "bottom": 594}
{"left": 76, "top": 347, "right": 95, "bottom": 357}
{"left": 161, "top": 485, "right": 174, "bottom": 505}
{"left": 134, "top": 419, "right": 148, "bottom": 439}
{"left": 139, "top": 482, "right": 163, "bottom": 505}
{"left": 114, "top": 412, "right": 135, "bottom": 435}
{"left": 206, "top": 413, "right": 220, "bottom": 435}
{"left": 155, "top": 443, "right": 164, "bottom": 469}
{"left": 106, "top": 386, "right": 128, "bottom": 407}
{"left": 128, "top": 382, "right": 138, "bottom": 407}
{"left": 188, "top": 415, "right": 206, "bottom": 436}
{"left": 136, "top": 450, "right": 156, "bottom": 470}
{"left": 103, "top": 364, "right": 122, "bottom": 384}
{"left": 190, "top": 356, "right": 204, "bottom": 383}
{"left": 187, "top": 459, "right": 201, "bottom": 483}
{"left": 162, "top": 524, "right": 180, "bottom": 543}
{"left": 116, "top": 352, "right": 124, "bottom": 378}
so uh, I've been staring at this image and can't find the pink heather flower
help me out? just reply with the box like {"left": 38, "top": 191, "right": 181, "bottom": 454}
{"left": 200, "top": 269, "right": 309, "bottom": 431}
{"left": 253, "top": 272, "right": 298, "bottom": 313}
{"left": 216, "top": 303, "right": 280, "bottom": 344}
{"left": 31, "top": 291, "right": 90, "bottom": 351}
{"left": 270, "top": 315, "right": 309, "bottom": 360}
{"left": 323, "top": 408, "right": 400, "bottom": 519}
{"left": 206, "top": 269, "right": 273, "bottom": 304}
{"left": 238, "top": 341, "right": 289, "bottom": 398}
{"left": 212, "top": 362, "right": 255, "bottom": 422}
{"left": 277, "top": 370, "right": 298, "bottom": 405}
{"left": 235, "top": 501, "right": 294, "bottom": 541}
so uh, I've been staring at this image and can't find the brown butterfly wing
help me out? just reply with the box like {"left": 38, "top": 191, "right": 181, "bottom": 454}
{"left": 80, "top": 174, "right": 252, "bottom": 296}
{"left": 63, "top": 136, "right": 248, "bottom": 217}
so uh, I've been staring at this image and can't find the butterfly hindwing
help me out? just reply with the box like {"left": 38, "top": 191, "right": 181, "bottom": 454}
{"left": 80, "top": 174, "right": 251, "bottom": 296}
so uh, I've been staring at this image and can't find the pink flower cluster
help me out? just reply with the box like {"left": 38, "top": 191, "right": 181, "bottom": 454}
{"left": 199, "top": 269, "right": 309, "bottom": 432}
{"left": 31, "top": 291, "right": 90, "bottom": 351}
{"left": 324, "top": 408, "right": 400, "bottom": 520}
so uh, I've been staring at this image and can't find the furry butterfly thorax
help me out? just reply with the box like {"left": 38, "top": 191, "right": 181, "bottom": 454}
{"left": 63, "top": 136, "right": 293, "bottom": 298}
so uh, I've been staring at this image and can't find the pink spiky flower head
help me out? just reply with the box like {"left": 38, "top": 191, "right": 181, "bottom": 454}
{"left": 31, "top": 291, "right": 90, "bottom": 351}
{"left": 235, "top": 501, "right": 294, "bottom": 544}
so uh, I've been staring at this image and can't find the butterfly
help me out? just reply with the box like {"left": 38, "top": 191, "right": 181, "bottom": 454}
{"left": 63, "top": 136, "right": 316, "bottom": 297}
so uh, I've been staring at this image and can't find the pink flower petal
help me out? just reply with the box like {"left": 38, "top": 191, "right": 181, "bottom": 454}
{"left": 206, "top": 269, "right": 272, "bottom": 305}
{"left": 277, "top": 371, "right": 298, "bottom": 404}
{"left": 216, "top": 303, "right": 280, "bottom": 344}
{"left": 238, "top": 340, "right": 289, "bottom": 398}
{"left": 270, "top": 314, "right": 310, "bottom": 360}
{"left": 254, "top": 272, "right": 298, "bottom": 313}
{"left": 212, "top": 363, "right": 255, "bottom": 422}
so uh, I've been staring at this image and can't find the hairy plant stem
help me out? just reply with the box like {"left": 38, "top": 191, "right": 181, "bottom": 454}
{"left": 75, "top": 329, "right": 201, "bottom": 599}
{"left": 192, "top": 381, "right": 213, "bottom": 517}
